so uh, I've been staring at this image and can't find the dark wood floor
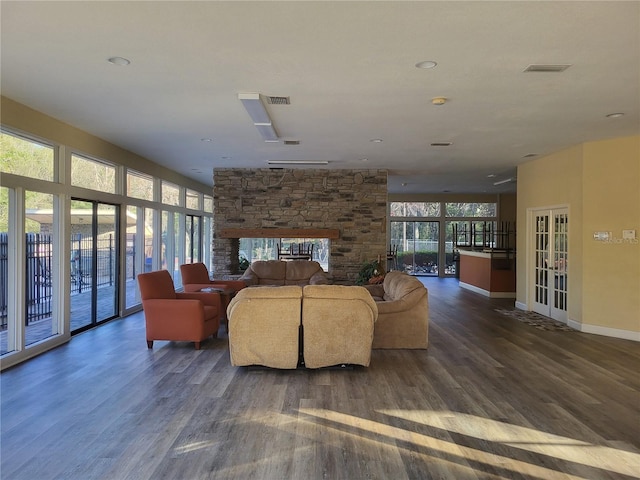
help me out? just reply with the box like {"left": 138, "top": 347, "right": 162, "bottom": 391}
{"left": 2, "top": 278, "right": 639, "bottom": 480}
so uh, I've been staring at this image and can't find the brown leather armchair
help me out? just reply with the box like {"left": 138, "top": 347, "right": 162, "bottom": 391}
{"left": 137, "top": 270, "right": 220, "bottom": 350}
{"left": 180, "top": 262, "right": 246, "bottom": 293}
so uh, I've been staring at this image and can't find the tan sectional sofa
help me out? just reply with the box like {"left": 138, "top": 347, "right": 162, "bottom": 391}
{"left": 239, "top": 260, "right": 330, "bottom": 286}
{"left": 227, "top": 284, "right": 377, "bottom": 369}
{"left": 364, "top": 271, "right": 429, "bottom": 349}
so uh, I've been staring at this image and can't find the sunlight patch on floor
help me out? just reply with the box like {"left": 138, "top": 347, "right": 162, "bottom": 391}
{"left": 379, "top": 409, "right": 640, "bottom": 477}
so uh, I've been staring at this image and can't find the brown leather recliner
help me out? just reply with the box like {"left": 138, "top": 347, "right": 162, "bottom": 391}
{"left": 137, "top": 269, "right": 220, "bottom": 350}
{"left": 180, "top": 262, "right": 246, "bottom": 294}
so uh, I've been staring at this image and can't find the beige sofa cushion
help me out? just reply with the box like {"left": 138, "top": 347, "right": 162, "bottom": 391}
{"left": 285, "top": 261, "right": 329, "bottom": 285}
{"left": 242, "top": 260, "right": 287, "bottom": 285}
{"left": 302, "top": 285, "right": 378, "bottom": 368}
{"left": 227, "top": 285, "right": 302, "bottom": 368}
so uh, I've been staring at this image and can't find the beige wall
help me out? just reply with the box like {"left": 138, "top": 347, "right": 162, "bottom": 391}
{"left": 582, "top": 136, "right": 640, "bottom": 332}
{"left": 517, "top": 135, "right": 639, "bottom": 336}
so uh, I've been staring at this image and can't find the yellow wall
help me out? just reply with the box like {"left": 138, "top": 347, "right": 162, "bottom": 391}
{"left": 582, "top": 136, "right": 640, "bottom": 332}
{"left": 517, "top": 135, "right": 639, "bottom": 336}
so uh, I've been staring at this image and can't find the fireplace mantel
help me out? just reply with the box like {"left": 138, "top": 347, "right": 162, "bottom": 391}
{"left": 220, "top": 228, "right": 340, "bottom": 239}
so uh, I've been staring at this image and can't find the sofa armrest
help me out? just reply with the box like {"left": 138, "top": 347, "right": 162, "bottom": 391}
{"left": 309, "top": 270, "right": 330, "bottom": 285}
{"left": 363, "top": 284, "right": 385, "bottom": 299}
{"left": 142, "top": 298, "right": 205, "bottom": 325}
{"left": 177, "top": 291, "right": 221, "bottom": 310}
{"left": 238, "top": 269, "right": 258, "bottom": 286}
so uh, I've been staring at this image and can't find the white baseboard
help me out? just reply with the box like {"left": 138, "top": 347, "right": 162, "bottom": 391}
{"left": 459, "top": 282, "right": 516, "bottom": 298}
{"left": 500, "top": 303, "right": 639, "bottom": 342}
{"left": 568, "top": 320, "right": 640, "bottom": 342}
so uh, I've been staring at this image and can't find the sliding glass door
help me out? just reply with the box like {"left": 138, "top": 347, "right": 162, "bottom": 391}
{"left": 391, "top": 221, "right": 439, "bottom": 276}
{"left": 70, "top": 200, "right": 119, "bottom": 333}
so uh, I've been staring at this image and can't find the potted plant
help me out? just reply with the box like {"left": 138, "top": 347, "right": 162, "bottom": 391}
{"left": 356, "top": 259, "right": 383, "bottom": 285}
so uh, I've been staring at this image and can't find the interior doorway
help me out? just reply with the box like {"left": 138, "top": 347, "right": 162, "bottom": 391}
{"left": 531, "top": 207, "right": 569, "bottom": 322}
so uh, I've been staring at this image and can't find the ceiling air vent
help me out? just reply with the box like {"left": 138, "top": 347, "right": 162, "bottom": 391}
{"left": 284, "top": 140, "right": 300, "bottom": 145}
{"left": 430, "top": 142, "right": 452, "bottom": 147}
{"left": 523, "top": 64, "right": 572, "bottom": 73}
{"left": 266, "top": 96, "right": 290, "bottom": 105}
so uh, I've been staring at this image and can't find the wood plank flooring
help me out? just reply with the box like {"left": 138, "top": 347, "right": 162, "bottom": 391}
{"left": 1, "top": 277, "right": 639, "bottom": 480}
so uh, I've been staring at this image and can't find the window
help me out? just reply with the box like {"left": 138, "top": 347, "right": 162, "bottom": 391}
{"left": 127, "top": 170, "right": 154, "bottom": 201}
{"left": 203, "top": 195, "right": 213, "bottom": 213}
{"left": 0, "top": 131, "right": 54, "bottom": 181}
{"left": 445, "top": 202, "right": 496, "bottom": 217}
{"left": 186, "top": 189, "right": 200, "bottom": 210}
{"left": 162, "top": 181, "right": 180, "bottom": 206}
{"left": 390, "top": 202, "right": 440, "bottom": 217}
{"left": 71, "top": 155, "right": 115, "bottom": 193}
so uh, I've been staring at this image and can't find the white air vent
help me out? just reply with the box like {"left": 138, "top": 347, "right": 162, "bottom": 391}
{"left": 523, "top": 64, "right": 572, "bottom": 73}
{"left": 266, "top": 96, "right": 290, "bottom": 105}
{"left": 284, "top": 140, "right": 300, "bottom": 145}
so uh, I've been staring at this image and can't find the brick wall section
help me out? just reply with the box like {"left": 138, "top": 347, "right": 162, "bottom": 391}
{"left": 213, "top": 168, "right": 387, "bottom": 284}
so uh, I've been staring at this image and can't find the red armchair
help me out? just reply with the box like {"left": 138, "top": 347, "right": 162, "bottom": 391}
{"left": 179, "top": 262, "right": 246, "bottom": 294}
{"left": 137, "top": 270, "right": 220, "bottom": 350}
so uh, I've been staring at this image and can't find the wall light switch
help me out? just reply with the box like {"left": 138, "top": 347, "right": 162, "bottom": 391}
{"left": 622, "top": 229, "right": 636, "bottom": 240}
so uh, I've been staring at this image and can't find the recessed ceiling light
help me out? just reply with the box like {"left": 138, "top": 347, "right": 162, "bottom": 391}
{"left": 415, "top": 60, "right": 437, "bottom": 69}
{"left": 606, "top": 112, "right": 624, "bottom": 118}
{"left": 108, "top": 56, "right": 130, "bottom": 66}
{"left": 370, "top": 138, "right": 383, "bottom": 143}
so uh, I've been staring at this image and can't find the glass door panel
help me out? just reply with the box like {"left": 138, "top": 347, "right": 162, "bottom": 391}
{"left": 70, "top": 200, "right": 119, "bottom": 333}
{"left": 391, "top": 221, "right": 439, "bottom": 276}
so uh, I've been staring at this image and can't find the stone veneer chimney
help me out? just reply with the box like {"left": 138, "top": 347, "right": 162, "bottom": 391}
{"left": 212, "top": 168, "right": 387, "bottom": 284}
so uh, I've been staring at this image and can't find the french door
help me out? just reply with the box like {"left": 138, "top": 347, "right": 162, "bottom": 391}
{"left": 531, "top": 208, "right": 568, "bottom": 322}
{"left": 70, "top": 200, "right": 120, "bottom": 333}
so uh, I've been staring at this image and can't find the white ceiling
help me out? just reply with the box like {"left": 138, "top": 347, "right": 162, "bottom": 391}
{"left": 2, "top": 1, "right": 639, "bottom": 194}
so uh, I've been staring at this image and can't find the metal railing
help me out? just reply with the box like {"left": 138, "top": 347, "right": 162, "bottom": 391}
{"left": 0, "top": 233, "right": 131, "bottom": 329}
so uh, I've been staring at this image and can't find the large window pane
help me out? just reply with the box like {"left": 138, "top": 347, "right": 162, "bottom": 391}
{"left": 390, "top": 202, "right": 440, "bottom": 217}
{"left": 0, "top": 131, "right": 54, "bottom": 181}
{"left": 1, "top": 187, "right": 10, "bottom": 355}
{"left": 186, "top": 189, "right": 200, "bottom": 210}
{"left": 127, "top": 170, "right": 154, "bottom": 201}
{"left": 445, "top": 202, "right": 496, "bottom": 217}
{"left": 25, "top": 191, "right": 57, "bottom": 345}
{"left": 71, "top": 155, "right": 115, "bottom": 193}
{"left": 162, "top": 181, "right": 180, "bottom": 206}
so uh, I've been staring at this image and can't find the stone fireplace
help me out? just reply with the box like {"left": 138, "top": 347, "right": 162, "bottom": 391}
{"left": 212, "top": 168, "right": 387, "bottom": 284}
